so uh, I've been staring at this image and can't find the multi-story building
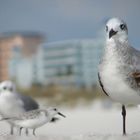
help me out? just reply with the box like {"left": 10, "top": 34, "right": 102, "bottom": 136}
{"left": 36, "top": 40, "right": 80, "bottom": 86}
{"left": 34, "top": 39, "right": 103, "bottom": 88}
{"left": 14, "top": 39, "right": 103, "bottom": 88}
{"left": 0, "top": 32, "right": 44, "bottom": 81}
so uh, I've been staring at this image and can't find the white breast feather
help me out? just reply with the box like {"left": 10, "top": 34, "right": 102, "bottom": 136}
{"left": 100, "top": 42, "right": 140, "bottom": 105}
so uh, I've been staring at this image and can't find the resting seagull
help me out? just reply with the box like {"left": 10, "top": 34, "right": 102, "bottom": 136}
{"left": 98, "top": 17, "right": 140, "bottom": 135}
{"left": 0, "top": 80, "right": 39, "bottom": 135}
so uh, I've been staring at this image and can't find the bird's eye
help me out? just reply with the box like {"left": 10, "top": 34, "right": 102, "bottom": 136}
{"left": 106, "top": 26, "right": 108, "bottom": 32}
{"left": 3, "top": 87, "right": 7, "bottom": 90}
{"left": 54, "top": 108, "right": 57, "bottom": 111}
{"left": 120, "top": 24, "right": 126, "bottom": 30}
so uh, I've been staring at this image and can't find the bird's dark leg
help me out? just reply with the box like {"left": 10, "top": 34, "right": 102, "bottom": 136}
{"left": 33, "top": 129, "right": 36, "bottom": 136}
{"left": 25, "top": 128, "right": 29, "bottom": 136}
{"left": 10, "top": 125, "right": 14, "bottom": 135}
{"left": 19, "top": 127, "right": 23, "bottom": 136}
{"left": 122, "top": 105, "right": 126, "bottom": 135}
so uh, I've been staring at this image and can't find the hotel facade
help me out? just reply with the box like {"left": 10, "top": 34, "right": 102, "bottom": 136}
{"left": 14, "top": 39, "right": 103, "bottom": 88}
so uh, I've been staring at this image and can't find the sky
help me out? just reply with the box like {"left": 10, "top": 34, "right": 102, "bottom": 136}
{"left": 0, "top": 0, "right": 140, "bottom": 47}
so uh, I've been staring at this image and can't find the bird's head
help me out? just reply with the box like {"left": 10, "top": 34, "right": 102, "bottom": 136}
{"left": 46, "top": 107, "right": 66, "bottom": 118}
{"left": 0, "top": 81, "right": 16, "bottom": 94}
{"left": 106, "top": 17, "right": 128, "bottom": 42}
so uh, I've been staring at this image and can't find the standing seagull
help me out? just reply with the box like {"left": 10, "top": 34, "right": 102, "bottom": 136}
{"left": 0, "top": 80, "right": 39, "bottom": 135}
{"left": 98, "top": 17, "right": 140, "bottom": 135}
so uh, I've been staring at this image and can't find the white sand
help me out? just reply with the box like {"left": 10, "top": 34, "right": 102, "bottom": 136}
{"left": 0, "top": 99, "right": 140, "bottom": 140}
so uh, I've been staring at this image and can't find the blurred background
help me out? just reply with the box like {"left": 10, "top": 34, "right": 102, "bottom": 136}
{"left": 0, "top": 0, "right": 140, "bottom": 136}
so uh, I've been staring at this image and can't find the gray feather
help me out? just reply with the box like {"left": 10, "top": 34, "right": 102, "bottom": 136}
{"left": 15, "top": 93, "right": 39, "bottom": 111}
{"left": 131, "top": 47, "right": 140, "bottom": 71}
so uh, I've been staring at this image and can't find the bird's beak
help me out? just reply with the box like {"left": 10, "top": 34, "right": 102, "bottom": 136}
{"left": 58, "top": 112, "right": 66, "bottom": 118}
{"left": 109, "top": 29, "right": 117, "bottom": 38}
